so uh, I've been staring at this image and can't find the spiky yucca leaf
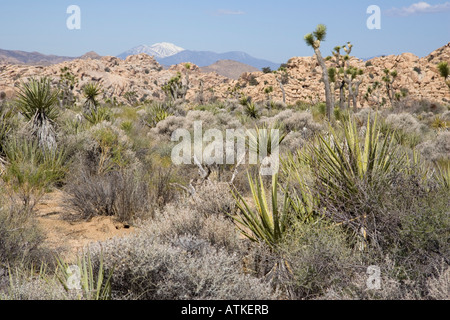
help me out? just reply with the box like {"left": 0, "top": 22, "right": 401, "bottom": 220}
{"left": 84, "top": 106, "right": 112, "bottom": 125}
{"left": 16, "top": 77, "right": 59, "bottom": 122}
{"left": 83, "top": 82, "right": 102, "bottom": 113}
{"left": 313, "top": 24, "right": 327, "bottom": 42}
{"left": 146, "top": 103, "right": 173, "bottom": 127}
{"left": 281, "top": 151, "right": 320, "bottom": 223}
{"left": 247, "top": 124, "right": 286, "bottom": 158}
{"left": 56, "top": 251, "right": 113, "bottom": 300}
{"left": 308, "top": 114, "right": 403, "bottom": 201}
{"left": 435, "top": 161, "right": 450, "bottom": 190}
{"left": 231, "top": 173, "right": 290, "bottom": 249}
{"left": 15, "top": 77, "right": 59, "bottom": 150}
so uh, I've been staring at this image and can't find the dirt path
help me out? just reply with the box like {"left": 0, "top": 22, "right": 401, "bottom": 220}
{"left": 36, "top": 190, "right": 135, "bottom": 262}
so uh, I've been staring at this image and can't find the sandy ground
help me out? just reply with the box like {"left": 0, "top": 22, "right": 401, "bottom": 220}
{"left": 35, "top": 190, "right": 135, "bottom": 261}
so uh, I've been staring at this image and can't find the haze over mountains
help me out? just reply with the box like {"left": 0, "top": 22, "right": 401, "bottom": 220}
{"left": 0, "top": 42, "right": 280, "bottom": 78}
{"left": 117, "top": 42, "right": 281, "bottom": 70}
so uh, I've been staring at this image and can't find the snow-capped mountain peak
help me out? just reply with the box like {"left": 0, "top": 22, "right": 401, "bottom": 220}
{"left": 149, "top": 42, "right": 185, "bottom": 58}
{"left": 118, "top": 42, "right": 185, "bottom": 59}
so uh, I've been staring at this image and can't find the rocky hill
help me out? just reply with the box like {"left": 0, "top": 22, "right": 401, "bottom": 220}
{"left": 200, "top": 60, "right": 259, "bottom": 80}
{"left": 1, "top": 43, "right": 449, "bottom": 107}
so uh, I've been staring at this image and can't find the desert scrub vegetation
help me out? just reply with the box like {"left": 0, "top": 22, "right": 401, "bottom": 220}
{"left": 0, "top": 68, "right": 448, "bottom": 301}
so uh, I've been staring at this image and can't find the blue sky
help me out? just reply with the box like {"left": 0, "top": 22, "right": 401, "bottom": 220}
{"left": 0, "top": 0, "right": 449, "bottom": 63}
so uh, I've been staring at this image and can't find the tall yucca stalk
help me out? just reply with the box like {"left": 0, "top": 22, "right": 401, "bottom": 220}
{"left": 231, "top": 173, "right": 290, "bottom": 249}
{"left": 15, "top": 77, "right": 59, "bottom": 150}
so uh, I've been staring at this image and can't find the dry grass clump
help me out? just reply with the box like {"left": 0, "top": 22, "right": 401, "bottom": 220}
{"left": 65, "top": 167, "right": 152, "bottom": 222}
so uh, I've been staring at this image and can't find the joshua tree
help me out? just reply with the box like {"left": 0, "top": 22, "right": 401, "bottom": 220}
{"left": 437, "top": 61, "right": 450, "bottom": 90}
{"left": 162, "top": 71, "right": 189, "bottom": 101}
{"left": 344, "top": 66, "right": 364, "bottom": 112}
{"left": 264, "top": 86, "right": 274, "bottom": 105}
{"left": 58, "top": 67, "right": 78, "bottom": 108}
{"left": 273, "top": 67, "right": 289, "bottom": 104}
{"left": 83, "top": 82, "right": 102, "bottom": 113}
{"left": 382, "top": 69, "right": 398, "bottom": 106}
{"left": 15, "top": 77, "right": 59, "bottom": 150}
{"left": 364, "top": 81, "right": 385, "bottom": 107}
{"left": 327, "top": 42, "right": 353, "bottom": 110}
{"left": 304, "top": 24, "right": 334, "bottom": 120}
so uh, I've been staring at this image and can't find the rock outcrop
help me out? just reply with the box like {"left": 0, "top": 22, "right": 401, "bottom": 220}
{"left": 1, "top": 43, "right": 449, "bottom": 107}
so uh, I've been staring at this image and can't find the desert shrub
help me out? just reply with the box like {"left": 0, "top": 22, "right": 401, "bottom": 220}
{"left": 417, "top": 131, "right": 450, "bottom": 163}
{"left": 385, "top": 113, "right": 425, "bottom": 134}
{"left": 383, "top": 113, "right": 427, "bottom": 147}
{"left": 282, "top": 131, "right": 306, "bottom": 154}
{"left": 65, "top": 168, "right": 151, "bottom": 222}
{"left": 0, "top": 192, "right": 47, "bottom": 269}
{"left": 143, "top": 205, "right": 243, "bottom": 254}
{"left": 393, "top": 98, "right": 446, "bottom": 115}
{"left": 2, "top": 270, "right": 68, "bottom": 300}
{"left": 189, "top": 181, "right": 235, "bottom": 217}
{"left": 84, "top": 106, "right": 113, "bottom": 125}
{"left": 311, "top": 103, "right": 327, "bottom": 121}
{"left": 87, "top": 210, "right": 276, "bottom": 300}
{"left": 319, "top": 256, "right": 423, "bottom": 300}
{"left": 75, "top": 121, "right": 140, "bottom": 175}
{"left": 281, "top": 220, "right": 358, "bottom": 299}
{"left": 152, "top": 115, "right": 190, "bottom": 139}
{"left": 426, "top": 265, "right": 450, "bottom": 300}
{"left": 263, "top": 110, "right": 322, "bottom": 136}
{"left": 353, "top": 108, "right": 380, "bottom": 127}
{"left": 384, "top": 176, "right": 450, "bottom": 286}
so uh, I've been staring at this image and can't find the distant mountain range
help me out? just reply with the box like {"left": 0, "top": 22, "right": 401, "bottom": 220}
{"left": 117, "top": 42, "right": 185, "bottom": 60}
{"left": 0, "top": 43, "right": 281, "bottom": 72}
{"left": 117, "top": 43, "right": 280, "bottom": 70}
{"left": 0, "top": 49, "right": 101, "bottom": 66}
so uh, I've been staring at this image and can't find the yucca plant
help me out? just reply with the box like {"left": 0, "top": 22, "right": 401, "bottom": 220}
{"left": 145, "top": 103, "right": 173, "bottom": 127}
{"left": 56, "top": 251, "right": 113, "bottom": 300}
{"left": 435, "top": 161, "right": 450, "bottom": 190}
{"left": 231, "top": 173, "right": 290, "bottom": 249}
{"left": 437, "top": 61, "right": 450, "bottom": 90}
{"left": 281, "top": 151, "right": 320, "bottom": 224}
{"left": 309, "top": 114, "right": 402, "bottom": 198}
{"left": 247, "top": 124, "right": 287, "bottom": 158}
{"left": 83, "top": 82, "right": 102, "bottom": 113}
{"left": 431, "top": 115, "right": 449, "bottom": 131}
{"left": 244, "top": 102, "right": 259, "bottom": 119}
{"left": 0, "top": 103, "right": 14, "bottom": 157}
{"left": 15, "top": 77, "right": 59, "bottom": 150}
{"left": 84, "top": 106, "right": 112, "bottom": 125}
{"left": 306, "top": 114, "right": 404, "bottom": 246}
{"left": 3, "top": 138, "right": 67, "bottom": 193}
